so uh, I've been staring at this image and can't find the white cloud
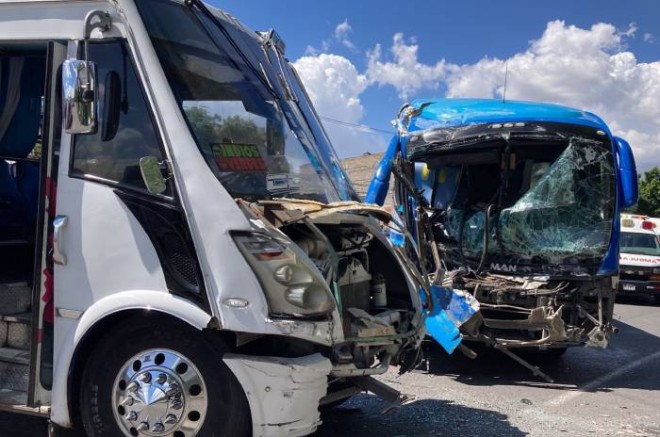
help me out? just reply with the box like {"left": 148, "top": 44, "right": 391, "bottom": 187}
{"left": 444, "top": 21, "right": 660, "bottom": 171}
{"left": 619, "top": 22, "right": 637, "bottom": 38}
{"left": 292, "top": 21, "right": 660, "bottom": 168}
{"left": 366, "top": 33, "right": 445, "bottom": 99}
{"left": 334, "top": 19, "right": 355, "bottom": 50}
{"left": 643, "top": 33, "right": 655, "bottom": 43}
{"left": 305, "top": 19, "right": 357, "bottom": 55}
{"left": 293, "top": 54, "right": 388, "bottom": 157}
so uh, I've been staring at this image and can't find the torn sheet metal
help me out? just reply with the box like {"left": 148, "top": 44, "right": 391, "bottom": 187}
{"left": 223, "top": 353, "right": 332, "bottom": 437}
{"left": 257, "top": 199, "right": 393, "bottom": 223}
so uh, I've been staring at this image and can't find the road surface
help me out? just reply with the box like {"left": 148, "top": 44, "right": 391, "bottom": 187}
{"left": 2, "top": 298, "right": 659, "bottom": 436}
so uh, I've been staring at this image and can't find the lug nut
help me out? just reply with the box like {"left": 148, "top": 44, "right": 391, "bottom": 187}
{"left": 156, "top": 373, "right": 167, "bottom": 385}
{"left": 127, "top": 382, "right": 139, "bottom": 392}
{"left": 153, "top": 422, "right": 165, "bottom": 433}
{"left": 165, "top": 383, "right": 180, "bottom": 397}
{"left": 164, "top": 414, "right": 178, "bottom": 424}
{"left": 139, "top": 372, "right": 152, "bottom": 383}
{"left": 137, "top": 421, "right": 149, "bottom": 432}
{"left": 121, "top": 396, "right": 134, "bottom": 406}
{"left": 128, "top": 411, "right": 138, "bottom": 421}
{"left": 170, "top": 399, "right": 183, "bottom": 410}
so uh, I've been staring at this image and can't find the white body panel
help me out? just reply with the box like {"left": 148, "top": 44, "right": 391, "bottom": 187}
{"left": 224, "top": 353, "right": 332, "bottom": 437}
{"left": 0, "top": 1, "right": 107, "bottom": 41}
{"left": 620, "top": 253, "right": 660, "bottom": 268}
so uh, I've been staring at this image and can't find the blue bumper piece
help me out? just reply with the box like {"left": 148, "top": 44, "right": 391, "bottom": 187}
{"left": 424, "top": 285, "right": 480, "bottom": 354}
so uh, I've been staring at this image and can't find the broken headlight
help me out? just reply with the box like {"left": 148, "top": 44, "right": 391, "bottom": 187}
{"left": 232, "top": 231, "right": 336, "bottom": 317}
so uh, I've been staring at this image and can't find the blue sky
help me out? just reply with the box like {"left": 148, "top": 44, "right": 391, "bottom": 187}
{"left": 212, "top": 1, "right": 660, "bottom": 170}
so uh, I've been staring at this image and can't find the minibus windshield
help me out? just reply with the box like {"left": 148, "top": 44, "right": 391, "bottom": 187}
{"left": 137, "top": 0, "right": 355, "bottom": 202}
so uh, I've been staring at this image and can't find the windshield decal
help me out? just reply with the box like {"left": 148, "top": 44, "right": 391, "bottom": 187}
{"left": 212, "top": 143, "right": 267, "bottom": 172}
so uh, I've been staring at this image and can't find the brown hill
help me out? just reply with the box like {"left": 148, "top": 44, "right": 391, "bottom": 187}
{"left": 341, "top": 152, "right": 394, "bottom": 204}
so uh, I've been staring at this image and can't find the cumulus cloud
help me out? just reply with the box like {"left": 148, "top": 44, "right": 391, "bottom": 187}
{"left": 293, "top": 54, "right": 388, "bottom": 157}
{"left": 366, "top": 33, "right": 445, "bottom": 99}
{"left": 444, "top": 21, "right": 660, "bottom": 170}
{"left": 292, "top": 21, "right": 659, "bottom": 167}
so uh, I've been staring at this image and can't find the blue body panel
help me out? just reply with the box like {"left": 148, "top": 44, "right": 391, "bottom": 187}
{"left": 406, "top": 98, "right": 611, "bottom": 133}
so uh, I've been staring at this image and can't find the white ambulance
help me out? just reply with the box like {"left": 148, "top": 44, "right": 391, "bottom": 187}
{"left": 0, "top": 1, "right": 427, "bottom": 435}
{"left": 618, "top": 214, "right": 660, "bottom": 304}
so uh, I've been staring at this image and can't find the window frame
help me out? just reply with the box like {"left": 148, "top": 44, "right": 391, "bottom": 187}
{"left": 68, "top": 39, "right": 174, "bottom": 200}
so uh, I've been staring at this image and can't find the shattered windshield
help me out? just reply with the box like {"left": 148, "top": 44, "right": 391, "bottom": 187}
{"left": 137, "top": 0, "right": 353, "bottom": 202}
{"left": 620, "top": 232, "right": 660, "bottom": 256}
{"left": 426, "top": 128, "right": 616, "bottom": 274}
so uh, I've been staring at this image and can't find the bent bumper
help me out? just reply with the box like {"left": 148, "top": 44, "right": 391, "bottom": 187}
{"left": 223, "top": 353, "right": 332, "bottom": 437}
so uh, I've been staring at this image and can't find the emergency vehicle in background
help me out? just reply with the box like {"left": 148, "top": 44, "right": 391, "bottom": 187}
{"left": 618, "top": 214, "right": 660, "bottom": 304}
{"left": 0, "top": 1, "right": 429, "bottom": 435}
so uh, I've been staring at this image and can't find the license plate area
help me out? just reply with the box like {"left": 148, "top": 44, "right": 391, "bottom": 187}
{"left": 622, "top": 283, "right": 636, "bottom": 291}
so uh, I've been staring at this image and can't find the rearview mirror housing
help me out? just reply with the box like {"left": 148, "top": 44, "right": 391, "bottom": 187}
{"left": 62, "top": 59, "right": 98, "bottom": 134}
{"left": 614, "top": 136, "right": 638, "bottom": 209}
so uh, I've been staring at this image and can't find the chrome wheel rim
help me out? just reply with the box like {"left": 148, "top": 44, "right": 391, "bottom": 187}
{"left": 112, "top": 349, "right": 207, "bottom": 437}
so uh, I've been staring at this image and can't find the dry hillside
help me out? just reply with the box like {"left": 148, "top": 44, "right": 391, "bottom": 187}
{"left": 341, "top": 152, "right": 394, "bottom": 204}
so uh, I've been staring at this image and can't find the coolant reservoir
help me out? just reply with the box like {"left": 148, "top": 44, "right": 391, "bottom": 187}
{"left": 372, "top": 274, "right": 387, "bottom": 308}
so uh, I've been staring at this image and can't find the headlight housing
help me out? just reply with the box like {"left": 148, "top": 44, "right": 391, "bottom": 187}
{"left": 232, "top": 231, "right": 336, "bottom": 317}
{"left": 653, "top": 267, "right": 660, "bottom": 275}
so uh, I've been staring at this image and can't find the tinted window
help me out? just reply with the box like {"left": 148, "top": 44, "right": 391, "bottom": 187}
{"left": 71, "top": 42, "right": 167, "bottom": 193}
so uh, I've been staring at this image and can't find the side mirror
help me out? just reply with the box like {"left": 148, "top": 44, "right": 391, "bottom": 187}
{"left": 62, "top": 60, "right": 98, "bottom": 134}
{"left": 614, "top": 136, "right": 638, "bottom": 208}
{"left": 139, "top": 156, "right": 167, "bottom": 195}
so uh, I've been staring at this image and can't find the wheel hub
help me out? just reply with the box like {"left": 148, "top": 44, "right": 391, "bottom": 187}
{"left": 113, "top": 349, "right": 207, "bottom": 437}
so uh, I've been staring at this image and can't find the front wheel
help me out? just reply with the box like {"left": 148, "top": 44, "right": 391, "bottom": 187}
{"left": 79, "top": 317, "right": 251, "bottom": 437}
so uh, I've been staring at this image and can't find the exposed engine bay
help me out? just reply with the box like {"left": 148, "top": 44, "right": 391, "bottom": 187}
{"left": 236, "top": 199, "right": 426, "bottom": 387}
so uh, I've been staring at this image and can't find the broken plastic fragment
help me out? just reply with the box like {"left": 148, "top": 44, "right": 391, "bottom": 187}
{"left": 423, "top": 285, "right": 480, "bottom": 354}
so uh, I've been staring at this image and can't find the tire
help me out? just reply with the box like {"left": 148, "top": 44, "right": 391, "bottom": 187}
{"left": 79, "top": 317, "right": 251, "bottom": 437}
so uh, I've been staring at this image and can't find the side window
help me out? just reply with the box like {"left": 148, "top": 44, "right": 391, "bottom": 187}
{"left": 71, "top": 41, "right": 167, "bottom": 193}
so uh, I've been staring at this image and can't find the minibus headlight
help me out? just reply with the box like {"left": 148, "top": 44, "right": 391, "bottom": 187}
{"left": 232, "top": 232, "right": 335, "bottom": 317}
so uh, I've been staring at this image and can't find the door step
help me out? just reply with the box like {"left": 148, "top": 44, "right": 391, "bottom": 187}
{"left": 0, "top": 312, "right": 32, "bottom": 350}
{"left": 0, "top": 313, "right": 32, "bottom": 393}
{"left": 0, "top": 346, "right": 29, "bottom": 392}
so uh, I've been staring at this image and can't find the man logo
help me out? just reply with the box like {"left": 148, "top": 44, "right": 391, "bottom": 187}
{"left": 490, "top": 263, "right": 517, "bottom": 273}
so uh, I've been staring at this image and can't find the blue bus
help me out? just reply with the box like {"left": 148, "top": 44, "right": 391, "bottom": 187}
{"left": 367, "top": 99, "right": 638, "bottom": 360}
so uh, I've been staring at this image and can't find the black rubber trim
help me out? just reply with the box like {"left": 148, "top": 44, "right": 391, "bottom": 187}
{"left": 114, "top": 189, "right": 210, "bottom": 313}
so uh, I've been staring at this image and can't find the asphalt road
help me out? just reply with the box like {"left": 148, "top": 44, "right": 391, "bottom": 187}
{"left": 2, "top": 297, "right": 659, "bottom": 437}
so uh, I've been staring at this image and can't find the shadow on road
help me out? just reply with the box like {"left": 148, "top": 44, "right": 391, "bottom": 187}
{"left": 616, "top": 295, "right": 658, "bottom": 307}
{"left": 315, "top": 393, "right": 526, "bottom": 437}
{"left": 421, "top": 316, "right": 660, "bottom": 393}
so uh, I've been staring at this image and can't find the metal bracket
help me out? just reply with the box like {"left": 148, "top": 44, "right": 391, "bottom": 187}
{"left": 352, "top": 376, "right": 416, "bottom": 414}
